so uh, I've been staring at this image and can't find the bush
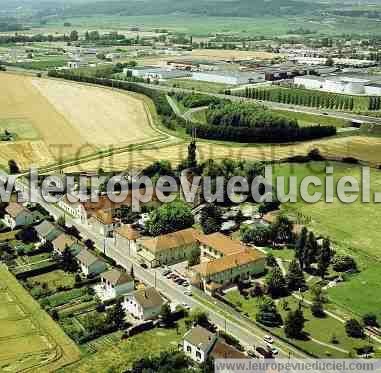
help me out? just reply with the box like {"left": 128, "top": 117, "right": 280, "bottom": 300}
{"left": 332, "top": 255, "right": 357, "bottom": 272}
{"left": 363, "top": 313, "right": 379, "bottom": 327}
{"left": 345, "top": 319, "right": 364, "bottom": 338}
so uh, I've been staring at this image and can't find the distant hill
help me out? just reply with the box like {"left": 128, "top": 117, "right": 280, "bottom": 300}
{"left": 32, "top": 0, "right": 323, "bottom": 18}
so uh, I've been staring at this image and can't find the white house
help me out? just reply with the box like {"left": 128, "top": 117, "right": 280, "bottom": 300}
{"left": 76, "top": 249, "right": 107, "bottom": 277}
{"left": 100, "top": 269, "right": 134, "bottom": 298}
{"left": 57, "top": 195, "right": 88, "bottom": 223}
{"left": 123, "top": 287, "right": 164, "bottom": 321}
{"left": 183, "top": 326, "right": 217, "bottom": 363}
{"left": 4, "top": 203, "right": 39, "bottom": 230}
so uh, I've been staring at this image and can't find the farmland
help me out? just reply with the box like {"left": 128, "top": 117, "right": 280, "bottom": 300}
{"left": 0, "top": 264, "right": 80, "bottom": 372}
{"left": 63, "top": 135, "right": 381, "bottom": 172}
{"left": 0, "top": 73, "right": 161, "bottom": 169}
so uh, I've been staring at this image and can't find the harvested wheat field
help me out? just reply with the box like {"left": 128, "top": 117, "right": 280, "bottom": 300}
{"left": 63, "top": 135, "right": 381, "bottom": 173}
{"left": 0, "top": 73, "right": 158, "bottom": 169}
{"left": 191, "top": 49, "right": 283, "bottom": 61}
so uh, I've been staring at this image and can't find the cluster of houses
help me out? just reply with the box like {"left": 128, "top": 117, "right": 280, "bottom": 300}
{"left": 135, "top": 228, "right": 266, "bottom": 294}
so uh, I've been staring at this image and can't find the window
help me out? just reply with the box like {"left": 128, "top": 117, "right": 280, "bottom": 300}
{"left": 196, "top": 351, "right": 201, "bottom": 359}
{"left": 187, "top": 346, "right": 191, "bottom": 353}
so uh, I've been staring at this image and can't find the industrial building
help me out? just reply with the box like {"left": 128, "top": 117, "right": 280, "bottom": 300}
{"left": 123, "top": 66, "right": 191, "bottom": 80}
{"left": 292, "top": 56, "right": 377, "bottom": 68}
{"left": 294, "top": 75, "right": 381, "bottom": 96}
{"left": 191, "top": 71, "right": 266, "bottom": 85}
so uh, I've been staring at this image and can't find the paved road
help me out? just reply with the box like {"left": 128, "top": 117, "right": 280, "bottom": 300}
{"left": 8, "top": 174, "right": 312, "bottom": 359}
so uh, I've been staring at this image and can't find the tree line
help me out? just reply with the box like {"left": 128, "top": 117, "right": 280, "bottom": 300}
{"left": 240, "top": 87, "right": 380, "bottom": 111}
{"left": 185, "top": 102, "right": 336, "bottom": 143}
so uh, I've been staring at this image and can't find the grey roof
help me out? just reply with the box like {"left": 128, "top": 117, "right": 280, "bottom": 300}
{"left": 35, "top": 220, "right": 62, "bottom": 240}
{"left": 76, "top": 248, "right": 103, "bottom": 267}
{"left": 183, "top": 326, "right": 216, "bottom": 351}
{"left": 101, "top": 269, "right": 133, "bottom": 286}
{"left": 133, "top": 287, "right": 164, "bottom": 309}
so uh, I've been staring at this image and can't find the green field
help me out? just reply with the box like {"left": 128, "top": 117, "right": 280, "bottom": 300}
{"left": 164, "top": 78, "right": 233, "bottom": 94}
{"left": 0, "top": 265, "right": 81, "bottom": 372}
{"left": 0, "top": 118, "right": 40, "bottom": 140}
{"left": 10, "top": 58, "right": 67, "bottom": 71}
{"left": 272, "top": 161, "right": 381, "bottom": 321}
{"left": 225, "top": 291, "right": 380, "bottom": 358}
{"left": 42, "top": 15, "right": 381, "bottom": 37}
{"left": 61, "top": 321, "right": 187, "bottom": 372}
{"left": 272, "top": 110, "right": 349, "bottom": 128}
{"left": 28, "top": 270, "right": 76, "bottom": 293}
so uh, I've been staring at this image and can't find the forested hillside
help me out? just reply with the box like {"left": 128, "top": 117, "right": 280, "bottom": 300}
{"left": 33, "top": 0, "right": 322, "bottom": 18}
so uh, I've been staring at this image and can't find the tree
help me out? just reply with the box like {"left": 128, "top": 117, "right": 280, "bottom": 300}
{"left": 311, "top": 283, "right": 327, "bottom": 304}
{"left": 160, "top": 303, "right": 173, "bottom": 326}
{"left": 57, "top": 215, "right": 66, "bottom": 227}
{"left": 311, "top": 300, "right": 325, "bottom": 318}
{"left": 8, "top": 159, "right": 20, "bottom": 174}
{"left": 256, "top": 296, "right": 282, "bottom": 327}
{"left": 131, "top": 351, "right": 192, "bottom": 373}
{"left": 106, "top": 299, "right": 125, "bottom": 329}
{"left": 266, "top": 253, "right": 278, "bottom": 267}
{"left": 185, "top": 309, "right": 212, "bottom": 330}
{"left": 186, "top": 139, "right": 197, "bottom": 169}
{"left": 317, "top": 238, "right": 333, "bottom": 279}
{"left": 345, "top": 319, "right": 364, "bottom": 338}
{"left": 188, "top": 245, "right": 201, "bottom": 267}
{"left": 332, "top": 255, "right": 357, "bottom": 272}
{"left": 285, "top": 260, "right": 306, "bottom": 291}
{"left": 363, "top": 313, "right": 379, "bottom": 327}
{"left": 61, "top": 247, "right": 78, "bottom": 273}
{"left": 303, "top": 231, "right": 318, "bottom": 270}
{"left": 69, "top": 30, "right": 79, "bottom": 41}
{"left": 271, "top": 215, "right": 294, "bottom": 244}
{"left": 266, "top": 266, "right": 287, "bottom": 298}
{"left": 295, "top": 227, "right": 308, "bottom": 269}
{"left": 51, "top": 309, "right": 59, "bottom": 321}
{"left": 284, "top": 308, "right": 305, "bottom": 339}
{"left": 146, "top": 200, "right": 194, "bottom": 236}
{"left": 200, "top": 203, "right": 222, "bottom": 234}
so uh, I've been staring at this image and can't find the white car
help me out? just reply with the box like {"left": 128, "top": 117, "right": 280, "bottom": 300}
{"left": 263, "top": 335, "right": 274, "bottom": 344}
{"left": 182, "top": 302, "right": 191, "bottom": 310}
{"left": 271, "top": 347, "right": 279, "bottom": 356}
{"left": 184, "top": 290, "right": 192, "bottom": 296}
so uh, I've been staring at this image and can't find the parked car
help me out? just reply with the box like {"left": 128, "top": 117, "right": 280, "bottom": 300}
{"left": 263, "top": 335, "right": 274, "bottom": 344}
{"left": 182, "top": 302, "right": 191, "bottom": 310}
{"left": 256, "top": 346, "right": 273, "bottom": 359}
{"left": 271, "top": 347, "right": 279, "bottom": 356}
{"left": 162, "top": 269, "right": 171, "bottom": 276}
{"left": 184, "top": 290, "right": 192, "bottom": 296}
{"left": 140, "top": 263, "right": 148, "bottom": 269}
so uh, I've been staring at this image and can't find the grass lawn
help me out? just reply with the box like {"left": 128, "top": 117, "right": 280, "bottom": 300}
{"left": 164, "top": 78, "right": 233, "bottom": 94}
{"left": 60, "top": 321, "right": 187, "bottom": 372}
{"left": 225, "top": 291, "right": 380, "bottom": 358}
{"left": 0, "top": 118, "right": 40, "bottom": 140}
{"left": 272, "top": 110, "right": 349, "bottom": 128}
{"left": 12, "top": 58, "right": 67, "bottom": 70}
{"left": 328, "top": 266, "right": 381, "bottom": 321}
{"left": 43, "top": 287, "right": 89, "bottom": 308}
{"left": 190, "top": 109, "right": 207, "bottom": 124}
{"left": 272, "top": 162, "right": 381, "bottom": 260}
{"left": 0, "top": 230, "right": 20, "bottom": 241}
{"left": 28, "top": 270, "right": 76, "bottom": 293}
{"left": 272, "top": 161, "right": 381, "bottom": 321}
{"left": 0, "top": 264, "right": 80, "bottom": 372}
